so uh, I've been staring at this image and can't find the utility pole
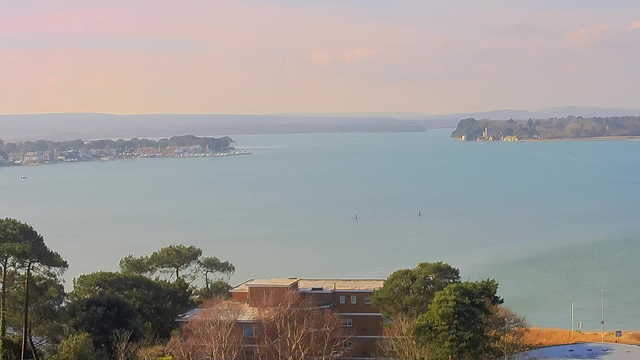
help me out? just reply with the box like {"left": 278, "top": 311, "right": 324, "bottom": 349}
{"left": 571, "top": 302, "right": 574, "bottom": 335}
{"left": 601, "top": 289, "right": 605, "bottom": 342}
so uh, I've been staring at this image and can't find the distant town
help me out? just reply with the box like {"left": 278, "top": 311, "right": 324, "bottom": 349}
{"left": 451, "top": 115, "right": 640, "bottom": 141}
{"left": 457, "top": 127, "right": 523, "bottom": 142}
{"left": 0, "top": 135, "right": 251, "bottom": 167}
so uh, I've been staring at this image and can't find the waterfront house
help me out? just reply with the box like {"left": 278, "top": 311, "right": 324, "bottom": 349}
{"left": 23, "top": 151, "right": 43, "bottom": 164}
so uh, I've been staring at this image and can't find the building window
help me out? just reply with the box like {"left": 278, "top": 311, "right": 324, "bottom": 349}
{"left": 341, "top": 318, "right": 353, "bottom": 327}
{"left": 244, "top": 349, "right": 256, "bottom": 360}
{"left": 243, "top": 324, "right": 256, "bottom": 338}
{"left": 365, "top": 295, "right": 372, "bottom": 304}
{"left": 339, "top": 295, "right": 346, "bottom": 304}
{"left": 351, "top": 295, "right": 357, "bottom": 304}
{"left": 342, "top": 340, "right": 354, "bottom": 349}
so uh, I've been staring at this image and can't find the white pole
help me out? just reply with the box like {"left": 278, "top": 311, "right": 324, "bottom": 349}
{"left": 601, "top": 289, "right": 604, "bottom": 342}
{"left": 571, "top": 302, "right": 574, "bottom": 335}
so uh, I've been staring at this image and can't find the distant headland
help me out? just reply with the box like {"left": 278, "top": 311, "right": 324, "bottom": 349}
{"left": 451, "top": 116, "right": 640, "bottom": 141}
{"left": 0, "top": 135, "right": 251, "bottom": 167}
{"left": 3, "top": 107, "right": 640, "bottom": 141}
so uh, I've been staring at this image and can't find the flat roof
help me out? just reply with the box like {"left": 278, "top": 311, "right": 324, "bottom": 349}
{"left": 177, "top": 302, "right": 265, "bottom": 322}
{"left": 232, "top": 278, "right": 384, "bottom": 292}
{"left": 299, "top": 279, "right": 384, "bottom": 291}
{"left": 244, "top": 278, "right": 300, "bottom": 288}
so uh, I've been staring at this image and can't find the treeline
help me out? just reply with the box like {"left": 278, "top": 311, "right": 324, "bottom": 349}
{"left": 0, "top": 135, "right": 235, "bottom": 154}
{"left": 451, "top": 116, "right": 640, "bottom": 140}
{"left": 2, "top": 218, "right": 531, "bottom": 360}
{"left": 0, "top": 219, "right": 235, "bottom": 360}
{"left": 373, "top": 262, "right": 529, "bottom": 359}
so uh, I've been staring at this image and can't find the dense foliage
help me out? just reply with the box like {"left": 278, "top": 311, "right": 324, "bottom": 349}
{"left": 67, "top": 294, "right": 143, "bottom": 353}
{"left": 0, "top": 218, "right": 235, "bottom": 360}
{"left": 451, "top": 116, "right": 640, "bottom": 140}
{"left": 148, "top": 245, "right": 202, "bottom": 280}
{"left": 52, "top": 332, "right": 100, "bottom": 360}
{"left": 2, "top": 218, "right": 531, "bottom": 360}
{"left": 0, "top": 218, "right": 68, "bottom": 359}
{"left": 372, "top": 261, "right": 460, "bottom": 318}
{"left": 373, "top": 262, "right": 524, "bottom": 360}
{"left": 0, "top": 135, "right": 234, "bottom": 153}
{"left": 414, "top": 282, "right": 495, "bottom": 359}
{"left": 70, "top": 272, "right": 194, "bottom": 340}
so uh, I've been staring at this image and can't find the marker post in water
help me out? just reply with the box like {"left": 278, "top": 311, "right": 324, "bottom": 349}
{"left": 571, "top": 302, "right": 574, "bottom": 335}
{"left": 601, "top": 289, "right": 605, "bottom": 342}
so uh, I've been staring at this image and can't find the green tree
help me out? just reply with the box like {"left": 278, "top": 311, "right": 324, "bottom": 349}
{"left": 85, "top": 140, "right": 106, "bottom": 150}
{"left": 6, "top": 271, "right": 66, "bottom": 357}
{"left": 119, "top": 255, "right": 155, "bottom": 277}
{"left": 197, "top": 256, "right": 234, "bottom": 290}
{"left": 12, "top": 222, "right": 67, "bottom": 360}
{"left": 53, "top": 333, "right": 99, "bottom": 360}
{"left": 149, "top": 245, "right": 202, "bottom": 280}
{"left": 70, "top": 139, "right": 85, "bottom": 150}
{"left": 414, "top": 282, "right": 494, "bottom": 360}
{"left": 33, "top": 140, "right": 49, "bottom": 152}
{"left": 0, "top": 218, "right": 27, "bottom": 354}
{"left": 471, "top": 278, "right": 503, "bottom": 306}
{"left": 1, "top": 337, "right": 23, "bottom": 360}
{"left": 71, "top": 272, "right": 193, "bottom": 340}
{"left": 197, "top": 280, "right": 232, "bottom": 301}
{"left": 373, "top": 262, "right": 460, "bottom": 318}
{"left": 4, "top": 143, "right": 18, "bottom": 153}
{"left": 67, "top": 294, "right": 141, "bottom": 355}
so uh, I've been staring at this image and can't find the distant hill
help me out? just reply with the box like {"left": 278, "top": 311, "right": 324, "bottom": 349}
{"left": 0, "top": 113, "right": 426, "bottom": 141}
{"left": 2, "top": 107, "right": 640, "bottom": 141}
{"left": 421, "top": 107, "right": 640, "bottom": 121}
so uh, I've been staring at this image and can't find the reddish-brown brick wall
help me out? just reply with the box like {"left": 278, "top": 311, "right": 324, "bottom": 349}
{"left": 248, "top": 286, "right": 292, "bottom": 307}
{"left": 339, "top": 314, "right": 382, "bottom": 337}
{"left": 341, "top": 337, "right": 380, "bottom": 359}
{"left": 332, "top": 292, "right": 379, "bottom": 313}
{"left": 232, "top": 291, "right": 248, "bottom": 301}
{"left": 228, "top": 285, "right": 383, "bottom": 359}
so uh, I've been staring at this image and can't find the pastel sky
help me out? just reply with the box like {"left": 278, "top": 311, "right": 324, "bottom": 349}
{"left": 1, "top": 0, "right": 639, "bottom": 114}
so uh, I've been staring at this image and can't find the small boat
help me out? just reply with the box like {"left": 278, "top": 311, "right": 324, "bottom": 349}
{"left": 21, "top": 175, "right": 27, "bottom": 179}
{"left": 418, "top": 211, "right": 422, "bottom": 217}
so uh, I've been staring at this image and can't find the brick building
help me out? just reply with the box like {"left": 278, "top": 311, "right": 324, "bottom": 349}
{"left": 178, "top": 277, "right": 385, "bottom": 360}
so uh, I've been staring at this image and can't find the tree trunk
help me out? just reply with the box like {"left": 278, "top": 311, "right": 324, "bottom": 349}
{"left": 20, "top": 262, "right": 31, "bottom": 360}
{"left": 0, "top": 262, "right": 5, "bottom": 357}
{"left": 205, "top": 273, "right": 209, "bottom": 291}
{"left": 1, "top": 260, "right": 7, "bottom": 345}
{"left": 176, "top": 268, "right": 180, "bottom": 280}
{"left": 28, "top": 332, "right": 39, "bottom": 360}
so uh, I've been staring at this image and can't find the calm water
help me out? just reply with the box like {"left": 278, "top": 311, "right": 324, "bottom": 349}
{"left": 1, "top": 130, "right": 639, "bottom": 330}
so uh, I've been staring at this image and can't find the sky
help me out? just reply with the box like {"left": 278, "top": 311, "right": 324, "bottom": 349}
{"left": 1, "top": 0, "right": 639, "bottom": 115}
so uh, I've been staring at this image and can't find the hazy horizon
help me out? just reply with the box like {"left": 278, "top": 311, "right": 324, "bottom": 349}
{"left": 4, "top": 105, "right": 640, "bottom": 117}
{"left": 2, "top": 1, "right": 640, "bottom": 115}
{"left": 4, "top": 106, "right": 640, "bottom": 142}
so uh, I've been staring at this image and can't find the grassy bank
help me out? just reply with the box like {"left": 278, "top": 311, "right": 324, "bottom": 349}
{"left": 525, "top": 327, "right": 640, "bottom": 347}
